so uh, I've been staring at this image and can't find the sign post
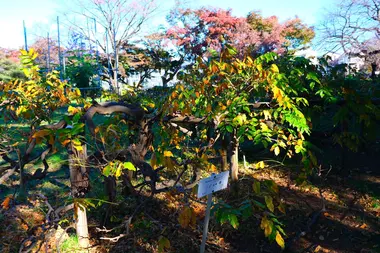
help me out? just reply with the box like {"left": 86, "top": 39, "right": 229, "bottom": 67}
{"left": 198, "top": 171, "right": 229, "bottom": 253}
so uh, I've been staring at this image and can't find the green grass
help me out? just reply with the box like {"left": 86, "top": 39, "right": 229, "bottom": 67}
{"left": 60, "top": 235, "right": 81, "bottom": 252}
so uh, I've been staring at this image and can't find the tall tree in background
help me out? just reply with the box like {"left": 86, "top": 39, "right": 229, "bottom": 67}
{"left": 319, "top": 0, "right": 380, "bottom": 77}
{"left": 29, "top": 37, "right": 62, "bottom": 73}
{"left": 245, "top": 11, "right": 315, "bottom": 55}
{"left": 166, "top": 8, "right": 314, "bottom": 64}
{"left": 66, "top": 0, "right": 157, "bottom": 92}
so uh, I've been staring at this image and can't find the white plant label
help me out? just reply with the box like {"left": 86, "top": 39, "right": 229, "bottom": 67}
{"left": 197, "top": 171, "right": 229, "bottom": 198}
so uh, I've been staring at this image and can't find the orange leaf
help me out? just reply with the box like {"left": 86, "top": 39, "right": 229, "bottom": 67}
{"left": 61, "top": 139, "right": 71, "bottom": 146}
{"left": 32, "top": 129, "right": 50, "bottom": 138}
{"left": 1, "top": 196, "right": 12, "bottom": 210}
{"left": 49, "top": 135, "right": 55, "bottom": 145}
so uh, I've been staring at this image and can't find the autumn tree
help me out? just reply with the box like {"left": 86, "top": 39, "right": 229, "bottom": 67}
{"left": 245, "top": 11, "right": 315, "bottom": 55}
{"left": 319, "top": 0, "right": 380, "bottom": 77}
{"left": 29, "top": 37, "right": 62, "bottom": 73}
{"left": 165, "top": 7, "right": 314, "bottom": 64}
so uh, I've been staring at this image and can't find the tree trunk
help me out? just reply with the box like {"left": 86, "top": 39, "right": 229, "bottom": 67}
{"left": 162, "top": 76, "right": 168, "bottom": 88}
{"left": 68, "top": 142, "right": 90, "bottom": 249}
{"left": 114, "top": 51, "right": 119, "bottom": 94}
{"left": 103, "top": 176, "right": 116, "bottom": 225}
{"left": 221, "top": 136, "right": 228, "bottom": 171}
{"left": 229, "top": 130, "right": 239, "bottom": 182}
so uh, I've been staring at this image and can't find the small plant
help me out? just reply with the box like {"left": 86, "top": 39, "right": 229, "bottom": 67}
{"left": 60, "top": 235, "right": 80, "bottom": 252}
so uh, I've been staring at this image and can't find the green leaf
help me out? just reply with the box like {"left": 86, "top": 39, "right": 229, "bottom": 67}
{"left": 306, "top": 72, "right": 320, "bottom": 84}
{"left": 228, "top": 214, "right": 239, "bottom": 229}
{"left": 123, "top": 162, "right": 136, "bottom": 171}
{"left": 226, "top": 125, "right": 233, "bottom": 133}
{"left": 253, "top": 200, "right": 266, "bottom": 209}
{"left": 103, "top": 165, "right": 111, "bottom": 177}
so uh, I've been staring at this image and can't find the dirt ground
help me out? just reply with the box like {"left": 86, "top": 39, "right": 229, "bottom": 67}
{"left": 1, "top": 141, "right": 379, "bottom": 253}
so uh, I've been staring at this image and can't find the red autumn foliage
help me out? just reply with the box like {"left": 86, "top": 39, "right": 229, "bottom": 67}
{"left": 166, "top": 7, "right": 314, "bottom": 60}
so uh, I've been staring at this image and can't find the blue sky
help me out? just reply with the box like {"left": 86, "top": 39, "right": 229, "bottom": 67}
{"left": 0, "top": 0, "right": 335, "bottom": 49}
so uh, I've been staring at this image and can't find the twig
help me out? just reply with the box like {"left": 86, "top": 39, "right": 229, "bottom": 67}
{"left": 99, "top": 234, "right": 127, "bottom": 243}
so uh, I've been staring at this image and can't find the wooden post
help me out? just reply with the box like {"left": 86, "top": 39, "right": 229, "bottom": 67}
{"left": 68, "top": 141, "right": 90, "bottom": 249}
{"left": 75, "top": 202, "right": 90, "bottom": 248}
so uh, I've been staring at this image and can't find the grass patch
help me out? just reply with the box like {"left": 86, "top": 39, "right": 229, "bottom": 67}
{"left": 60, "top": 235, "right": 81, "bottom": 252}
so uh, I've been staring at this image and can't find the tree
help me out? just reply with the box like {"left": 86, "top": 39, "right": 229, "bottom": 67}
{"left": 1, "top": 45, "right": 331, "bottom": 251}
{"left": 165, "top": 7, "right": 314, "bottom": 64}
{"left": 29, "top": 37, "right": 62, "bottom": 73}
{"left": 245, "top": 11, "right": 315, "bottom": 55}
{"left": 319, "top": 0, "right": 380, "bottom": 77}
{"left": 120, "top": 33, "right": 184, "bottom": 88}
{"left": 66, "top": 0, "right": 157, "bottom": 93}
{"left": 163, "top": 45, "right": 320, "bottom": 185}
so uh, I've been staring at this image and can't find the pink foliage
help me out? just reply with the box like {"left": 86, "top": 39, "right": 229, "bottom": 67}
{"left": 0, "top": 48, "right": 21, "bottom": 63}
{"left": 165, "top": 7, "right": 314, "bottom": 59}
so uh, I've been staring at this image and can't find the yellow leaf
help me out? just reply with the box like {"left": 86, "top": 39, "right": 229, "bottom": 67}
{"left": 271, "top": 64, "right": 279, "bottom": 73}
{"left": 74, "top": 88, "right": 81, "bottom": 96}
{"left": 260, "top": 216, "right": 273, "bottom": 237}
{"left": 275, "top": 231, "right": 285, "bottom": 249}
{"left": 274, "top": 146, "right": 280, "bottom": 156}
{"left": 208, "top": 163, "right": 217, "bottom": 172}
{"left": 200, "top": 153, "right": 208, "bottom": 162}
{"left": 260, "top": 216, "right": 268, "bottom": 230}
{"left": 272, "top": 87, "right": 283, "bottom": 104}
{"left": 68, "top": 106, "right": 80, "bottom": 116}
{"left": 74, "top": 145, "right": 83, "bottom": 151}
{"left": 263, "top": 110, "right": 272, "bottom": 120}
{"left": 178, "top": 207, "right": 192, "bottom": 228}
{"left": 165, "top": 157, "right": 174, "bottom": 171}
{"left": 163, "top": 151, "right": 173, "bottom": 157}
{"left": 265, "top": 196, "right": 275, "bottom": 212}
{"left": 255, "top": 161, "right": 265, "bottom": 169}
{"left": 115, "top": 162, "right": 123, "bottom": 178}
